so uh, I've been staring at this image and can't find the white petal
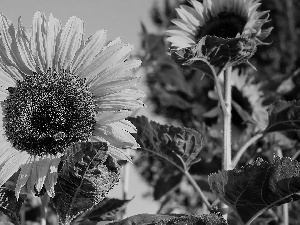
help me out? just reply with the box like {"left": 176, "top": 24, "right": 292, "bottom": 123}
{"left": 0, "top": 151, "right": 29, "bottom": 188}
{"left": 0, "top": 143, "right": 18, "bottom": 165}
{"left": 180, "top": 5, "right": 205, "bottom": 25}
{"left": 15, "top": 157, "right": 33, "bottom": 199}
{"left": 94, "top": 122, "right": 138, "bottom": 149}
{"left": 190, "top": 0, "right": 205, "bottom": 15}
{"left": 44, "top": 156, "right": 60, "bottom": 197}
{"left": 77, "top": 42, "right": 129, "bottom": 82}
{"left": 46, "top": 14, "right": 62, "bottom": 69}
{"left": 55, "top": 16, "right": 84, "bottom": 71}
{"left": 0, "top": 67, "right": 16, "bottom": 90}
{"left": 176, "top": 7, "right": 201, "bottom": 27}
{"left": 94, "top": 88, "right": 145, "bottom": 111}
{"left": 104, "top": 37, "right": 121, "bottom": 50}
{"left": 72, "top": 29, "right": 107, "bottom": 74}
{"left": 89, "top": 60, "right": 141, "bottom": 90}
{"left": 166, "top": 35, "right": 195, "bottom": 48}
{"left": 27, "top": 158, "right": 38, "bottom": 196}
{"left": 36, "top": 155, "right": 51, "bottom": 192}
{"left": 0, "top": 60, "right": 23, "bottom": 82}
{"left": 107, "top": 145, "right": 132, "bottom": 162}
{"left": 172, "top": 19, "right": 197, "bottom": 33}
{"left": 16, "top": 17, "right": 37, "bottom": 73}
{"left": 95, "top": 110, "right": 133, "bottom": 125}
{"left": 92, "top": 76, "right": 141, "bottom": 98}
{"left": 31, "top": 12, "right": 47, "bottom": 72}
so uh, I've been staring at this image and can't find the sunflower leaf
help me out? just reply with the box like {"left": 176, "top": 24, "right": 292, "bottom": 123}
{"left": 154, "top": 169, "right": 182, "bottom": 200}
{"left": 74, "top": 198, "right": 132, "bottom": 223}
{"left": 208, "top": 156, "right": 300, "bottom": 224}
{"left": 51, "top": 142, "right": 120, "bottom": 225}
{"left": 107, "top": 213, "right": 227, "bottom": 225}
{"left": 128, "top": 116, "right": 203, "bottom": 172}
{"left": 171, "top": 36, "right": 257, "bottom": 77}
{"left": 0, "top": 187, "right": 27, "bottom": 225}
{"left": 263, "top": 100, "right": 300, "bottom": 133}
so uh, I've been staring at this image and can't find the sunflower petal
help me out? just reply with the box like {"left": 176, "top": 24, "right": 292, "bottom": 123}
{"left": 95, "top": 110, "right": 133, "bottom": 125}
{"left": 77, "top": 43, "right": 130, "bottom": 83}
{"left": 31, "top": 11, "right": 47, "bottom": 72}
{"left": 89, "top": 59, "right": 141, "bottom": 90}
{"left": 55, "top": 16, "right": 84, "bottom": 71}
{"left": 15, "top": 158, "right": 33, "bottom": 199}
{"left": 36, "top": 155, "right": 52, "bottom": 192}
{"left": 72, "top": 29, "right": 107, "bottom": 74}
{"left": 92, "top": 77, "right": 141, "bottom": 99}
{"left": 16, "top": 17, "right": 37, "bottom": 73}
{"left": 46, "top": 14, "right": 62, "bottom": 69}
{"left": 0, "top": 151, "right": 29, "bottom": 188}
{"left": 94, "top": 88, "right": 145, "bottom": 111}
{"left": 26, "top": 159, "right": 38, "bottom": 196}
{"left": 107, "top": 145, "right": 132, "bottom": 162}
{"left": 44, "top": 156, "right": 60, "bottom": 197}
{"left": 94, "top": 120, "right": 139, "bottom": 149}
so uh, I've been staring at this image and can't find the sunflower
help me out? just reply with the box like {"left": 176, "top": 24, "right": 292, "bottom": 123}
{"left": 230, "top": 69, "right": 268, "bottom": 130}
{"left": 0, "top": 12, "right": 145, "bottom": 198}
{"left": 167, "top": 0, "right": 272, "bottom": 48}
{"left": 166, "top": 0, "right": 272, "bottom": 72}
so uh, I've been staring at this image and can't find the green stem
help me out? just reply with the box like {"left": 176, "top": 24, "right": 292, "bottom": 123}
{"left": 212, "top": 67, "right": 228, "bottom": 116}
{"left": 276, "top": 148, "right": 289, "bottom": 225}
{"left": 223, "top": 67, "right": 232, "bottom": 171}
{"left": 283, "top": 203, "right": 289, "bottom": 225}
{"left": 222, "top": 67, "right": 232, "bottom": 220}
{"left": 185, "top": 171, "right": 212, "bottom": 211}
{"left": 41, "top": 193, "right": 49, "bottom": 225}
{"left": 232, "top": 133, "right": 263, "bottom": 168}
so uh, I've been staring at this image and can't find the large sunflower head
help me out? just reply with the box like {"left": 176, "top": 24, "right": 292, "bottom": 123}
{"left": 167, "top": 0, "right": 272, "bottom": 49}
{"left": 166, "top": 0, "right": 272, "bottom": 72}
{"left": 0, "top": 12, "right": 144, "bottom": 198}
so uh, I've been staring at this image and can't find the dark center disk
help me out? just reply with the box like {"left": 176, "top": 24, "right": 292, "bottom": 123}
{"left": 196, "top": 12, "right": 247, "bottom": 41}
{"left": 4, "top": 70, "right": 97, "bottom": 156}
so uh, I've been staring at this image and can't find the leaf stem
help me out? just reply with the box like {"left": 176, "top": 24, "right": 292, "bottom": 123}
{"left": 232, "top": 133, "right": 263, "bottom": 168}
{"left": 41, "top": 193, "right": 49, "bottom": 225}
{"left": 184, "top": 171, "right": 211, "bottom": 211}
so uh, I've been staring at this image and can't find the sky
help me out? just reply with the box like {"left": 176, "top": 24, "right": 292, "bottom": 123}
{"left": 0, "top": 0, "right": 157, "bottom": 50}
{"left": 0, "top": 0, "right": 162, "bottom": 217}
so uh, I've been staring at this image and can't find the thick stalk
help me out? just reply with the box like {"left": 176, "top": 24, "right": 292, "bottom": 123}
{"left": 222, "top": 67, "right": 232, "bottom": 220}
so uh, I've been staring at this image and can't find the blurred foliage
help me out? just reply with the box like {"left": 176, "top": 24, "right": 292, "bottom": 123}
{"left": 133, "top": 0, "right": 300, "bottom": 224}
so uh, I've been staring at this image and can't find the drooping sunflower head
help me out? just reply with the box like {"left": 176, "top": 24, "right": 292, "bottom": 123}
{"left": 167, "top": 0, "right": 272, "bottom": 49}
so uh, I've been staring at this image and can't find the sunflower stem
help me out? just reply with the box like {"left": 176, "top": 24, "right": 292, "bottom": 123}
{"left": 185, "top": 171, "right": 212, "bottom": 211}
{"left": 222, "top": 66, "right": 232, "bottom": 220}
{"left": 120, "top": 148, "right": 131, "bottom": 219}
{"left": 276, "top": 148, "right": 289, "bottom": 225}
{"left": 213, "top": 67, "right": 228, "bottom": 116}
{"left": 40, "top": 193, "right": 49, "bottom": 225}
